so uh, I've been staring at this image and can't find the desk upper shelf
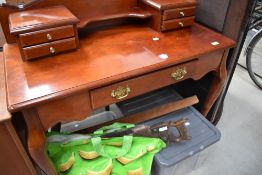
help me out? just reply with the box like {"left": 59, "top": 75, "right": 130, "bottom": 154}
{"left": 3, "top": 23, "right": 235, "bottom": 112}
{"left": 78, "top": 7, "right": 152, "bottom": 29}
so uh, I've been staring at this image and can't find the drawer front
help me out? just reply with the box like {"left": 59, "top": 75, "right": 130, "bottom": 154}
{"left": 19, "top": 25, "right": 75, "bottom": 47}
{"left": 90, "top": 60, "right": 197, "bottom": 109}
{"left": 23, "top": 37, "right": 77, "bottom": 60}
{"left": 162, "top": 17, "right": 195, "bottom": 31}
{"left": 163, "top": 7, "right": 196, "bottom": 20}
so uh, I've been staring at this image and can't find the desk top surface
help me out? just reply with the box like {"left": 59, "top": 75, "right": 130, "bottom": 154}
{"left": 3, "top": 23, "right": 235, "bottom": 112}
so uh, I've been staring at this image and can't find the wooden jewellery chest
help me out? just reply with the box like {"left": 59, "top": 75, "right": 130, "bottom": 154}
{"left": 9, "top": 5, "right": 79, "bottom": 61}
{"left": 139, "top": 0, "right": 197, "bottom": 31}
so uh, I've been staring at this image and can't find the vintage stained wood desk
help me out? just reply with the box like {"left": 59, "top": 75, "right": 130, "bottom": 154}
{"left": 0, "top": 0, "right": 235, "bottom": 174}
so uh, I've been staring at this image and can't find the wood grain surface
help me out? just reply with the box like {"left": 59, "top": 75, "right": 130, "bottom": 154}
{"left": 0, "top": 0, "right": 140, "bottom": 43}
{"left": 163, "top": 6, "right": 196, "bottom": 20}
{"left": 141, "top": 0, "right": 197, "bottom": 10}
{"left": 3, "top": 23, "right": 235, "bottom": 112}
{"left": 9, "top": 5, "right": 79, "bottom": 34}
{"left": 0, "top": 1, "right": 239, "bottom": 175}
{"left": 19, "top": 25, "right": 75, "bottom": 47}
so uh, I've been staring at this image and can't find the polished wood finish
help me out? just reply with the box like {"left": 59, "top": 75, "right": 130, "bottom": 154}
{"left": 162, "top": 16, "right": 195, "bottom": 31}
{"left": 141, "top": 0, "right": 197, "bottom": 10}
{"left": 139, "top": 0, "right": 197, "bottom": 32}
{"left": 1, "top": 1, "right": 236, "bottom": 174}
{"left": 163, "top": 6, "right": 196, "bottom": 20}
{"left": 90, "top": 60, "right": 197, "bottom": 109}
{"left": 35, "top": 50, "right": 225, "bottom": 131}
{"left": 139, "top": 0, "right": 163, "bottom": 31}
{"left": 78, "top": 7, "right": 152, "bottom": 29}
{"left": 4, "top": 23, "right": 234, "bottom": 112}
{"left": 37, "top": 91, "right": 92, "bottom": 131}
{"left": 0, "top": 52, "right": 37, "bottom": 175}
{"left": 8, "top": 5, "right": 79, "bottom": 61}
{"left": 201, "top": 50, "right": 229, "bottom": 116}
{"left": 19, "top": 25, "right": 75, "bottom": 47}
{"left": 3, "top": 23, "right": 234, "bottom": 174}
{"left": 23, "top": 37, "right": 77, "bottom": 60}
{"left": 0, "top": 0, "right": 198, "bottom": 44}
{"left": 0, "top": 0, "right": 141, "bottom": 43}
{"left": 9, "top": 5, "right": 79, "bottom": 34}
{"left": 23, "top": 109, "right": 56, "bottom": 175}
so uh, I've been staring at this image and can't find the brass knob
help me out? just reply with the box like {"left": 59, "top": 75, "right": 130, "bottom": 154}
{"left": 49, "top": 47, "right": 56, "bottom": 54}
{"left": 178, "top": 22, "right": 184, "bottom": 27}
{"left": 171, "top": 67, "right": 187, "bottom": 80}
{"left": 179, "top": 11, "right": 185, "bottom": 17}
{"left": 111, "top": 86, "right": 131, "bottom": 100}
{"left": 47, "top": 33, "right": 52, "bottom": 40}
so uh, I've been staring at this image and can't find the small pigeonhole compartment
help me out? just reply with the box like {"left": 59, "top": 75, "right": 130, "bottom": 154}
{"left": 116, "top": 86, "right": 221, "bottom": 175}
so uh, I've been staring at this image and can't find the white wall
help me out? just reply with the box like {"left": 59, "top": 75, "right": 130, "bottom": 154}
{"left": 0, "top": 0, "right": 6, "bottom": 4}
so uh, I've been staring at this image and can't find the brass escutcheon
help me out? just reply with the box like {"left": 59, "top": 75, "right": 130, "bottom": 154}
{"left": 171, "top": 67, "right": 187, "bottom": 80}
{"left": 111, "top": 86, "right": 131, "bottom": 100}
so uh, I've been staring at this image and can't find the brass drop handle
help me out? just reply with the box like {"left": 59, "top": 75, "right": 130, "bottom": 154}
{"left": 49, "top": 47, "right": 56, "bottom": 54}
{"left": 179, "top": 11, "right": 185, "bottom": 17}
{"left": 178, "top": 22, "right": 184, "bottom": 27}
{"left": 171, "top": 67, "right": 187, "bottom": 80}
{"left": 47, "top": 33, "right": 53, "bottom": 40}
{"left": 111, "top": 86, "right": 131, "bottom": 100}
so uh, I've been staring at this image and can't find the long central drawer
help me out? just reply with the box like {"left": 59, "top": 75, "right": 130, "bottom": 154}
{"left": 90, "top": 60, "right": 197, "bottom": 109}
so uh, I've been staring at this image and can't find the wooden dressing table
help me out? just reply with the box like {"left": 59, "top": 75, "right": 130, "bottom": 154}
{"left": 0, "top": 0, "right": 235, "bottom": 174}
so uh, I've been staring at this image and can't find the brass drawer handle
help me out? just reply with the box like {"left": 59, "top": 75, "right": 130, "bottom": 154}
{"left": 49, "top": 47, "right": 56, "bottom": 54}
{"left": 178, "top": 22, "right": 184, "bottom": 27}
{"left": 171, "top": 67, "right": 187, "bottom": 80}
{"left": 179, "top": 11, "right": 185, "bottom": 17}
{"left": 47, "top": 33, "right": 53, "bottom": 40}
{"left": 111, "top": 86, "right": 131, "bottom": 100}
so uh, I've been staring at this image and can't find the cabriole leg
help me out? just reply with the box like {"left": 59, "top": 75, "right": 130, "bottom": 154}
{"left": 23, "top": 109, "right": 57, "bottom": 175}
